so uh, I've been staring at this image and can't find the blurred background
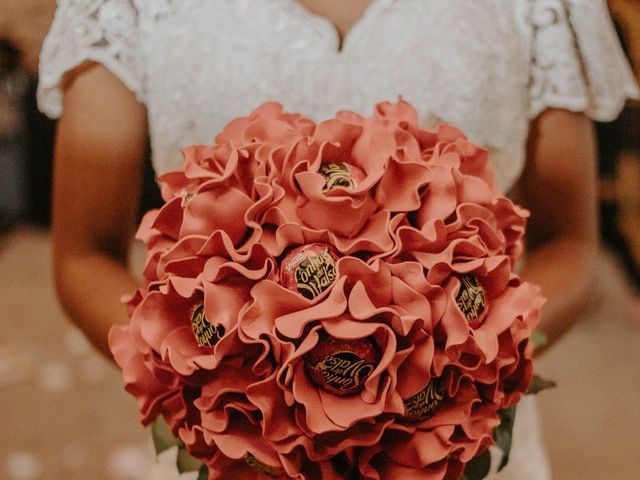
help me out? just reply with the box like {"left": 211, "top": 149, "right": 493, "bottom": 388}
{"left": 0, "top": 1, "right": 639, "bottom": 479}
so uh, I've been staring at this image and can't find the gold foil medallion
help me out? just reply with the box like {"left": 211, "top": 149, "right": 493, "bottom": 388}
{"left": 320, "top": 163, "right": 355, "bottom": 192}
{"left": 243, "top": 453, "right": 279, "bottom": 477}
{"left": 403, "top": 378, "right": 445, "bottom": 421}
{"left": 456, "top": 275, "right": 486, "bottom": 322}
{"left": 292, "top": 247, "right": 337, "bottom": 299}
{"left": 309, "top": 351, "right": 376, "bottom": 396}
{"left": 190, "top": 304, "right": 225, "bottom": 347}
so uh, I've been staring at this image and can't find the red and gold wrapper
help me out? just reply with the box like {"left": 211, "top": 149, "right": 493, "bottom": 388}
{"left": 403, "top": 378, "right": 445, "bottom": 422}
{"left": 279, "top": 244, "right": 339, "bottom": 300}
{"left": 191, "top": 304, "right": 225, "bottom": 347}
{"left": 304, "top": 334, "right": 381, "bottom": 396}
{"left": 456, "top": 275, "right": 486, "bottom": 323}
{"left": 319, "top": 162, "right": 366, "bottom": 193}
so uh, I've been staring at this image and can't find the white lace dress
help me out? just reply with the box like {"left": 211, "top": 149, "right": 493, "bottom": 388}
{"left": 38, "top": 1, "right": 638, "bottom": 479}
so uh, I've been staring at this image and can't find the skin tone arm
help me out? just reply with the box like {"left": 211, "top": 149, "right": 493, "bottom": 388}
{"left": 52, "top": 63, "right": 147, "bottom": 359}
{"left": 517, "top": 109, "right": 599, "bottom": 353}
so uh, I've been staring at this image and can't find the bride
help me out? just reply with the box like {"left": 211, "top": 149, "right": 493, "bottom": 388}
{"left": 37, "top": 0, "right": 638, "bottom": 478}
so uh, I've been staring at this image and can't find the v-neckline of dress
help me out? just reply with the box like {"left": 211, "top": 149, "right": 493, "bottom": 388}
{"left": 282, "top": 0, "right": 395, "bottom": 54}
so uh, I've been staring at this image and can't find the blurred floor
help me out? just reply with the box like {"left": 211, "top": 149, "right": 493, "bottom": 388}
{"left": 0, "top": 228, "right": 149, "bottom": 480}
{"left": 0, "top": 227, "right": 639, "bottom": 480}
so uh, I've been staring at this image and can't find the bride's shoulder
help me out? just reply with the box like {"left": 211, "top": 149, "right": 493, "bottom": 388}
{"left": 37, "top": 0, "right": 149, "bottom": 119}
{"left": 508, "top": 0, "right": 639, "bottom": 122}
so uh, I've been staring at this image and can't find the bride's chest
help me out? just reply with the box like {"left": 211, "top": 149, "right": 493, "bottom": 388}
{"left": 136, "top": 0, "right": 530, "bottom": 190}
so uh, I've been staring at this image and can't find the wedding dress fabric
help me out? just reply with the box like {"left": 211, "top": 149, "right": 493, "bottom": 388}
{"left": 38, "top": 0, "right": 638, "bottom": 478}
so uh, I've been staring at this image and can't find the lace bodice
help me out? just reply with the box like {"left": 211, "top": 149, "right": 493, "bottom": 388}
{"left": 38, "top": 0, "right": 638, "bottom": 193}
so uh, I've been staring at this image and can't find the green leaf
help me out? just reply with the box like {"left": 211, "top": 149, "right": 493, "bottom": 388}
{"left": 151, "top": 416, "right": 182, "bottom": 455}
{"left": 462, "top": 450, "right": 491, "bottom": 480}
{"left": 494, "top": 405, "right": 517, "bottom": 471}
{"left": 176, "top": 446, "right": 204, "bottom": 473}
{"left": 197, "top": 464, "right": 209, "bottom": 480}
{"left": 150, "top": 417, "right": 204, "bottom": 475}
{"left": 527, "top": 374, "right": 557, "bottom": 395}
{"left": 531, "top": 330, "right": 549, "bottom": 350}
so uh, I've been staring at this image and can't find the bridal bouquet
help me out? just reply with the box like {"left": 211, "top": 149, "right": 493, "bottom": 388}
{"left": 110, "top": 100, "right": 549, "bottom": 479}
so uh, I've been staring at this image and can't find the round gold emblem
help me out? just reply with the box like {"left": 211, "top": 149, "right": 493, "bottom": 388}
{"left": 403, "top": 378, "right": 445, "bottom": 421}
{"left": 319, "top": 163, "right": 355, "bottom": 192}
{"left": 190, "top": 304, "right": 225, "bottom": 347}
{"left": 455, "top": 275, "right": 486, "bottom": 322}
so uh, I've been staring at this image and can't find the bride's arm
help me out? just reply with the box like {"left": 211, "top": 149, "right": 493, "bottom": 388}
{"left": 517, "top": 108, "right": 599, "bottom": 353}
{"left": 52, "top": 63, "right": 148, "bottom": 359}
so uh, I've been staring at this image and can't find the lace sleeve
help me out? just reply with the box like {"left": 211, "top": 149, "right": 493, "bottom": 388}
{"left": 521, "top": 0, "right": 640, "bottom": 121}
{"left": 37, "top": 0, "right": 145, "bottom": 119}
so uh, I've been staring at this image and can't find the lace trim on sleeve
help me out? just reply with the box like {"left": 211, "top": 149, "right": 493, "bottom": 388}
{"left": 522, "top": 0, "right": 640, "bottom": 121}
{"left": 37, "top": 0, "right": 145, "bottom": 119}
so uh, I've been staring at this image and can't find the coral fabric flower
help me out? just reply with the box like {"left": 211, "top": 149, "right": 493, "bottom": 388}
{"left": 110, "top": 100, "right": 544, "bottom": 479}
